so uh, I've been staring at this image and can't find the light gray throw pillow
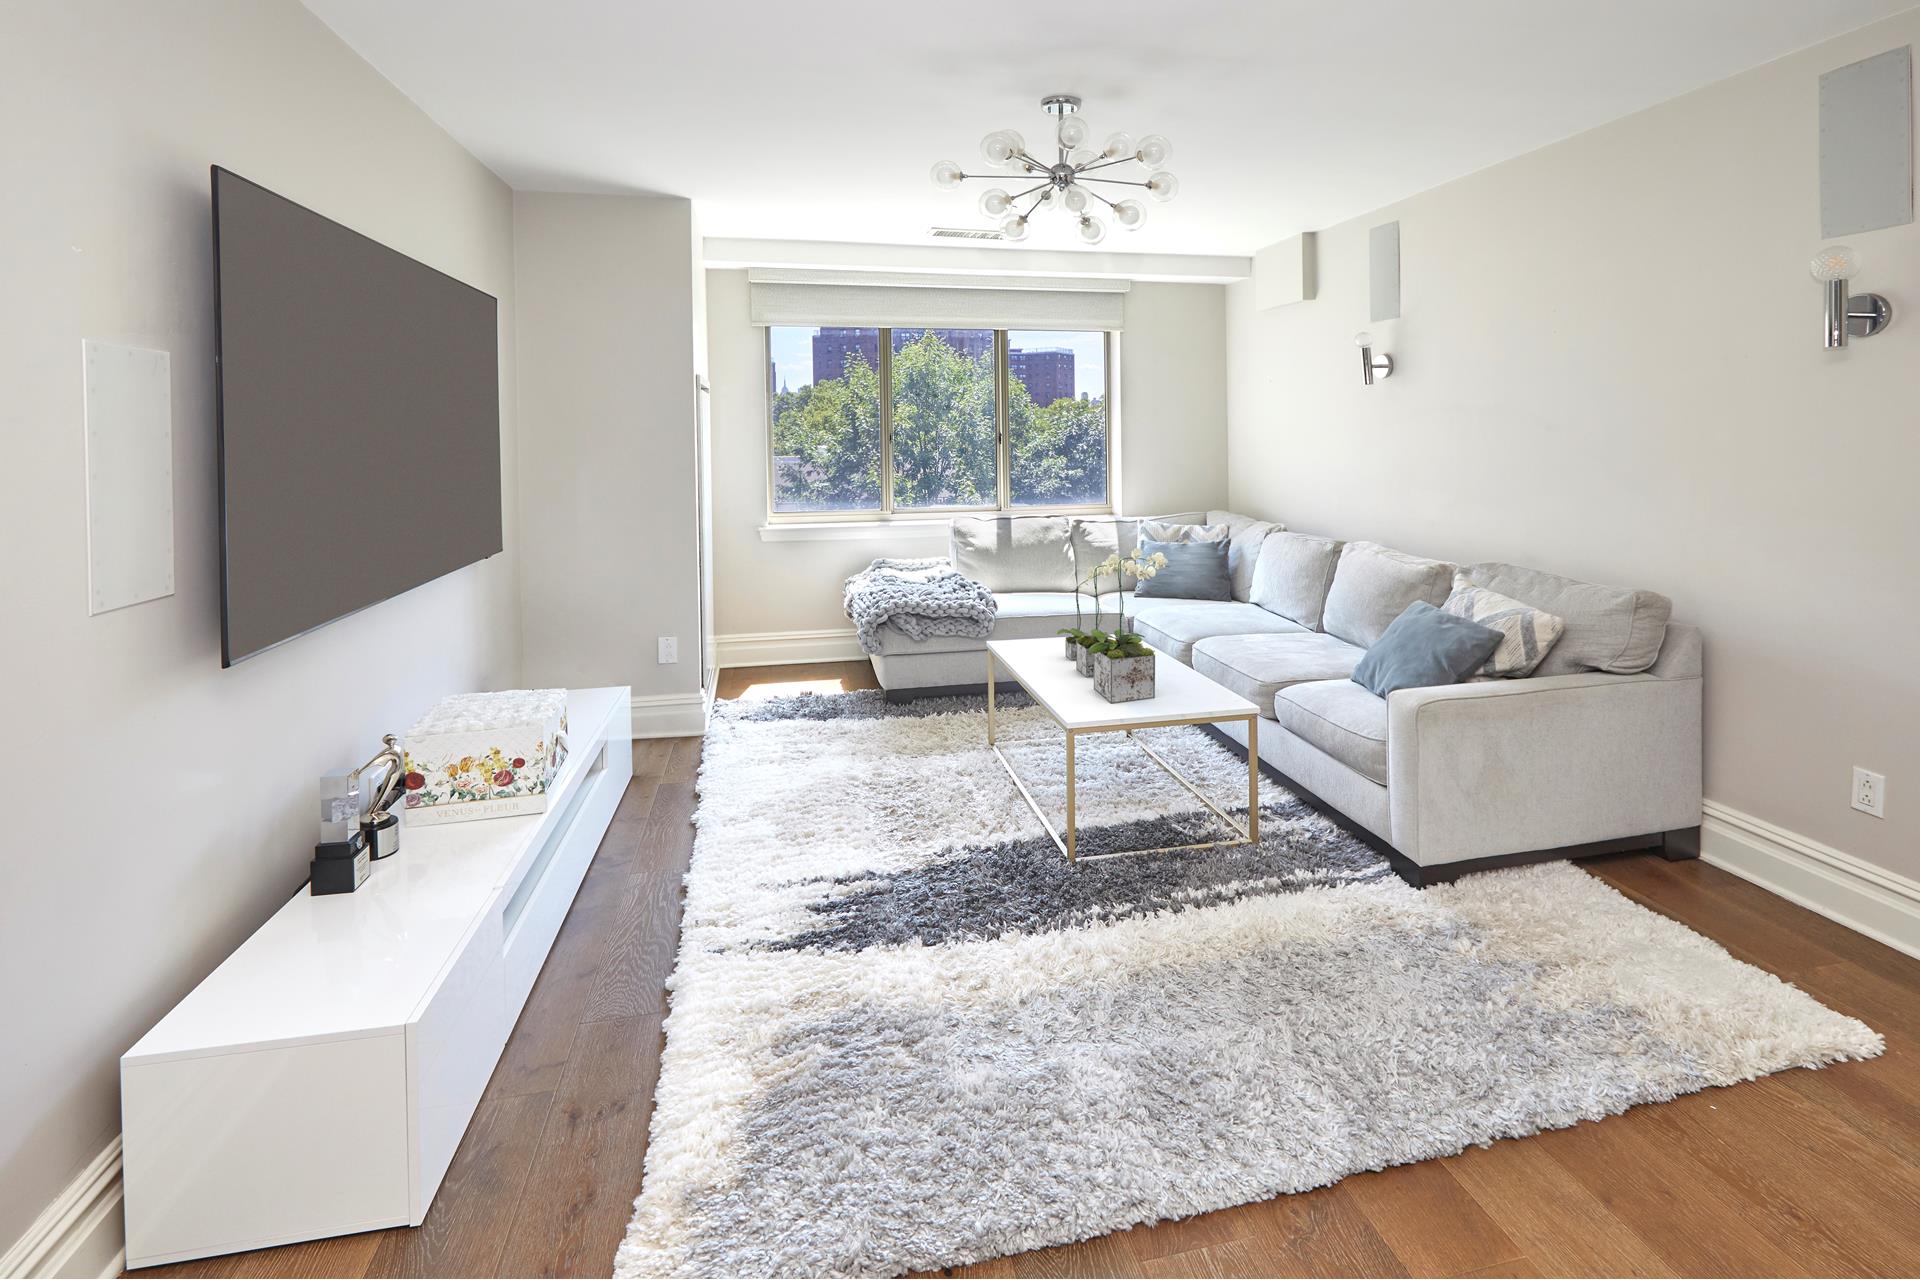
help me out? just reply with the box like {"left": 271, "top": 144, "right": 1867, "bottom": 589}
{"left": 1463, "top": 562, "right": 1671, "bottom": 675}
{"left": 949, "top": 516, "right": 1075, "bottom": 593}
{"left": 1321, "top": 541, "right": 1456, "bottom": 649}
{"left": 1138, "top": 519, "right": 1230, "bottom": 546}
{"left": 1250, "top": 531, "right": 1343, "bottom": 630}
{"left": 1132, "top": 538, "right": 1232, "bottom": 601}
{"left": 1443, "top": 574, "right": 1566, "bottom": 677}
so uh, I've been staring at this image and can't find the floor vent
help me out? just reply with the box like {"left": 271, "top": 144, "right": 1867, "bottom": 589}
{"left": 930, "top": 226, "right": 1005, "bottom": 240}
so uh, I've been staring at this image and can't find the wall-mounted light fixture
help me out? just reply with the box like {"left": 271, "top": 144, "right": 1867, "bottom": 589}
{"left": 1355, "top": 331, "right": 1393, "bottom": 385}
{"left": 1810, "top": 244, "right": 1893, "bottom": 348}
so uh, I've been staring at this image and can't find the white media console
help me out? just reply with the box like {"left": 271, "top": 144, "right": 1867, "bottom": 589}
{"left": 120, "top": 687, "right": 633, "bottom": 1268}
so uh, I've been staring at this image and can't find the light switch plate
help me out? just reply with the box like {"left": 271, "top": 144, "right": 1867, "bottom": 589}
{"left": 83, "top": 340, "right": 175, "bottom": 615}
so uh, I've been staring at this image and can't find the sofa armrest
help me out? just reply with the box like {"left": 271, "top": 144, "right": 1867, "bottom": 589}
{"left": 1386, "top": 671, "right": 1702, "bottom": 865}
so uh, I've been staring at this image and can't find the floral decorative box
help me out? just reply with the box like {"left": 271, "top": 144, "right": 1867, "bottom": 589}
{"left": 401, "top": 690, "right": 569, "bottom": 827}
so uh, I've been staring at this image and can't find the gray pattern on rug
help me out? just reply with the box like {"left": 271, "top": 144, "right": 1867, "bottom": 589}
{"left": 617, "top": 688, "right": 1882, "bottom": 1279}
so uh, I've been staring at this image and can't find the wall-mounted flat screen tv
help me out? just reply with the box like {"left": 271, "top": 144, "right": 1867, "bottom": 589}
{"left": 212, "top": 166, "right": 502, "bottom": 666}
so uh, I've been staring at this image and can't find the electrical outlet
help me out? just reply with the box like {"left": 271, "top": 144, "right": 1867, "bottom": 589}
{"left": 657, "top": 636, "right": 678, "bottom": 665}
{"left": 1852, "top": 767, "right": 1886, "bottom": 818}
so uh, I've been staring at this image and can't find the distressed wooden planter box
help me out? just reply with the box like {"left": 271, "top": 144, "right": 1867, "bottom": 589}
{"left": 1094, "top": 651, "right": 1156, "bottom": 703}
{"left": 1064, "top": 635, "right": 1081, "bottom": 662}
{"left": 1074, "top": 643, "right": 1097, "bottom": 677}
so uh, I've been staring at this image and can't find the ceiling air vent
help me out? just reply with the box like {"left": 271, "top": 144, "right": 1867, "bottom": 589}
{"left": 931, "top": 226, "right": 1005, "bottom": 240}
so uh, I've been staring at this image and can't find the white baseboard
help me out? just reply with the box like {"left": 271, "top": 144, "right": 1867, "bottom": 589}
{"left": 714, "top": 628, "right": 867, "bottom": 668}
{"left": 2, "top": 1136, "right": 123, "bottom": 1279}
{"left": 1701, "top": 799, "right": 1920, "bottom": 961}
{"left": 630, "top": 690, "right": 709, "bottom": 739}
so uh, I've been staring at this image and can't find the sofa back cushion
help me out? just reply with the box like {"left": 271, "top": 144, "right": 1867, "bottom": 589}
{"left": 1207, "top": 511, "right": 1287, "bottom": 603}
{"left": 1321, "top": 541, "right": 1456, "bottom": 649}
{"left": 949, "top": 516, "right": 1075, "bottom": 592}
{"left": 1070, "top": 518, "right": 1138, "bottom": 588}
{"left": 1462, "top": 562, "right": 1671, "bottom": 675}
{"left": 1250, "top": 531, "right": 1343, "bottom": 630}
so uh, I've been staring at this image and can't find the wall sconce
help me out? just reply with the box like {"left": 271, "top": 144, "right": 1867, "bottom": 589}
{"left": 1810, "top": 245, "right": 1893, "bottom": 349}
{"left": 1355, "top": 331, "right": 1393, "bottom": 385}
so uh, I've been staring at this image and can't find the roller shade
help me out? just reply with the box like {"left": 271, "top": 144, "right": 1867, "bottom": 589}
{"left": 747, "top": 269, "right": 1128, "bottom": 331}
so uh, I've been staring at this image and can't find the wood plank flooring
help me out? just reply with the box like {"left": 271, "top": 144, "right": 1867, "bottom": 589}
{"left": 136, "top": 661, "right": 1920, "bottom": 1278}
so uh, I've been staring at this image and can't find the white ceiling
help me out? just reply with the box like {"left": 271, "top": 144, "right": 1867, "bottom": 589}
{"left": 304, "top": 0, "right": 1913, "bottom": 257}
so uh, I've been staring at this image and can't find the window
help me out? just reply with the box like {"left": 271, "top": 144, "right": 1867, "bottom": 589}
{"left": 768, "top": 325, "right": 1109, "bottom": 517}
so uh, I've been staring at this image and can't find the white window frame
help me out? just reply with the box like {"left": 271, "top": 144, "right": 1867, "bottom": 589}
{"left": 765, "top": 327, "right": 1114, "bottom": 524}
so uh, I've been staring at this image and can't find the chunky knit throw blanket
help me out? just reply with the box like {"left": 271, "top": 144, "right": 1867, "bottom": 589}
{"left": 843, "top": 557, "right": 998, "bottom": 655}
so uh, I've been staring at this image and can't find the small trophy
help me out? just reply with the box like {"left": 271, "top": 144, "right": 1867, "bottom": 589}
{"left": 311, "top": 771, "right": 369, "bottom": 895}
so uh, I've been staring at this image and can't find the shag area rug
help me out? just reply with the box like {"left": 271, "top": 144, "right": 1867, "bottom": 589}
{"left": 616, "top": 689, "right": 1881, "bottom": 1278}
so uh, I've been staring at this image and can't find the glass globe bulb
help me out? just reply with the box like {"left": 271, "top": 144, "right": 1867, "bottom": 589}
{"left": 980, "top": 132, "right": 1015, "bottom": 165}
{"left": 1067, "top": 147, "right": 1097, "bottom": 168}
{"left": 1354, "top": 331, "right": 1374, "bottom": 348}
{"left": 1103, "top": 131, "right": 1134, "bottom": 160}
{"left": 1062, "top": 185, "right": 1088, "bottom": 212}
{"left": 1078, "top": 214, "right": 1107, "bottom": 245}
{"left": 1145, "top": 170, "right": 1179, "bottom": 201}
{"left": 1809, "top": 244, "right": 1859, "bottom": 282}
{"left": 978, "top": 187, "right": 1013, "bottom": 218}
{"left": 1057, "top": 114, "right": 1091, "bottom": 149}
{"left": 1136, "top": 134, "right": 1172, "bottom": 168}
{"left": 1003, "top": 130, "right": 1025, "bottom": 156}
{"left": 1000, "top": 214, "right": 1030, "bottom": 242}
{"left": 930, "top": 160, "right": 964, "bottom": 190}
{"left": 1035, "top": 186, "right": 1058, "bottom": 208}
{"left": 1113, "top": 198, "right": 1146, "bottom": 229}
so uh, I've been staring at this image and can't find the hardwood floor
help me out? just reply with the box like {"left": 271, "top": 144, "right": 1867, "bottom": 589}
{"left": 136, "top": 660, "right": 1920, "bottom": 1278}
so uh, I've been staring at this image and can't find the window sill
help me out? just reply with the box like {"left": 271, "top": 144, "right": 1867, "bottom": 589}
{"left": 758, "top": 519, "right": 953, "bottom": 544}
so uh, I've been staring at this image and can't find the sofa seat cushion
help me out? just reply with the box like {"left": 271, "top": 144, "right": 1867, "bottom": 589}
{"left": 1322, "top": 541, "right": 1456, "bottom": 649}
{"left": 950, "top": 515, "right": 1075, "bottom": 592}
{"left": 1128, "top": 600, "right": 1305, "bottom": 663}
{"left": 874, "top": 591, "right": 1123, "bottom": 655}
{"left": 1189, "top": 632, "right": 1365, "bottom": 709}
{"left": 1273, "top": 680, "right": 1389, "bottom": 784}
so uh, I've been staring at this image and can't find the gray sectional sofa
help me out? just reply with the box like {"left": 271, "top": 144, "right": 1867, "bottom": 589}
{"left": 866, "top": 511, "right": 1703, "bottom": 885}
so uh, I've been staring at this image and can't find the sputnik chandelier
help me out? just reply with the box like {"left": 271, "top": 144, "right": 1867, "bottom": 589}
{"left": 930, "top": 95, "right": 1177, "bottom": 243}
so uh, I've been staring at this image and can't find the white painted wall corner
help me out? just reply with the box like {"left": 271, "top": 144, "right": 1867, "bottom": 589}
{"left": 1, "top": 1137, "right": 123, "bottom": 1279}
{"left": 1701, "top": 799, "right": 1920, "bottom": 961}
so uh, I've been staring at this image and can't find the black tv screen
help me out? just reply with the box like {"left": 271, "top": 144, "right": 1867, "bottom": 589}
{"left": 212, "top": 166, "right": 502, "bottom": 665}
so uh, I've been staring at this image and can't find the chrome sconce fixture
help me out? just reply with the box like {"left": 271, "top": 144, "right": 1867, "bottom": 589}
{"left": 1355, "top": 331, "right": 1393, "bottom": 385}
{"left": 1810, "top": 244, "right": 1893, "bottom": 349}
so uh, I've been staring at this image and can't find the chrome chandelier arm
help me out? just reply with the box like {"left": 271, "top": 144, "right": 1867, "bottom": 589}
{"left": 1071, "top": 155, "right": 1136, "bottom": 175}
{"left": 1073, "top": 176, "right": 1151, "bottom": 188}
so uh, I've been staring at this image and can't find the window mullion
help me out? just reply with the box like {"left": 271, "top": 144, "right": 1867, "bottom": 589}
{"left": 995, "top": 330, "right": 1010, "bottom": 512}
{"left": 879, "top": 328, "right": 893, "bottom": 516}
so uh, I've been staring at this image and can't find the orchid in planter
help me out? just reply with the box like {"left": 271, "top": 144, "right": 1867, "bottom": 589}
{"left": 1086, "top": 549, "right": 1167, "bottom": 701}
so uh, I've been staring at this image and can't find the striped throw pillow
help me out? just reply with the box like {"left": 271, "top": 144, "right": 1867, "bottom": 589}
{"left": 1442, "top": 574, "right": 1566, "bottom": 678}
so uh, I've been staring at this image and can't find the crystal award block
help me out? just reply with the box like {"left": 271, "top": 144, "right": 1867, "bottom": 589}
{"left": 319, "top": 771, "right": 362, "bottom": 845}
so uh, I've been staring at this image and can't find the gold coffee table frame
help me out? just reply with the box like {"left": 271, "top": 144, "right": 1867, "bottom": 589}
{"left": 987, "top": 648, "right": 1260, "bottom": 864}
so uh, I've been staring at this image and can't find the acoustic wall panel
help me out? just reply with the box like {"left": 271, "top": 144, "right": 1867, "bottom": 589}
{"left": 1369, "top": 221, "right": 1401, "bottom": 322}
{"left": 1820, "top": 46, "right": 1914, "bottom": 238}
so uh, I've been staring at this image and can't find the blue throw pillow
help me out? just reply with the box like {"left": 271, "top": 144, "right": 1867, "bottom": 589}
{"left": 1132, "top": 538, "right": 1232, "bottom": 601}
{"left": 1351, "top": 601, "right": 1505, "bottom": 697}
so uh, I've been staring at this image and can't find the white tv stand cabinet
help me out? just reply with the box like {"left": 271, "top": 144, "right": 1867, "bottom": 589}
{"left": 120, "top": 687, "right": 632, "bottom": 1269}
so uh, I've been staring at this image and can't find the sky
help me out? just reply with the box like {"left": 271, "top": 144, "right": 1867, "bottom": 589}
{"left": 768, "top": 327, "right": 1107, "bottom": 398}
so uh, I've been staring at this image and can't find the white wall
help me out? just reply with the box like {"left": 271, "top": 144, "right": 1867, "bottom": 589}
{"left": 514, "top": 193, "right": 705, "bottom": 713}
{"left": 707, "top": 270, "right": 1229, "bottom": 641}
{"left": 0, "top": 0, "right": 519, "bottom": 1251}
{"left": 1226, "top": 11, "right": 1920, "bottom": 881}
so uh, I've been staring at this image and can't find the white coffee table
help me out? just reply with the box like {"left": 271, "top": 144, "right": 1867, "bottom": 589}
{"left": 986, "top": 636, "right": 1261, "bottom": 863}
